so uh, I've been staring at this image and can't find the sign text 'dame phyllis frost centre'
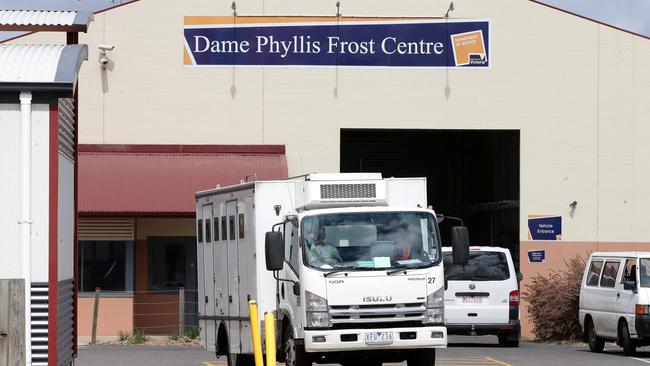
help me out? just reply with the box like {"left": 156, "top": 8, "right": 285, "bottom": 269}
{"left": 183, "top": 17, "right": 490, "bottom": 68}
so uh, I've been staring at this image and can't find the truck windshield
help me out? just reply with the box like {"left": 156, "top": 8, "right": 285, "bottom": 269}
{"left": 302, "top": 212, "right": 440, "bottom": 270}
{"left": 641, "top": 259, "right": 650, "bottom": 287}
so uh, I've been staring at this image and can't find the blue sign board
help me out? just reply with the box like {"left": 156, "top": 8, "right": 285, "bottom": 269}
{"left": 528, "top": 250, "right": 546, "bottom": 263}
{"left": 528, "top": 216, "right": 562, "bottom": 241}
{"left": 184, "top": 17, "right": 490, "bottom": 68}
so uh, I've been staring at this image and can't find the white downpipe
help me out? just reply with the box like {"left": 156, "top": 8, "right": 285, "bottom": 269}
{"left": 19, "top": 91, "right": 32, "bottom": 366}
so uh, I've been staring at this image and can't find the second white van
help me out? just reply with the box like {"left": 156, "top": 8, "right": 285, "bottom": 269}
{"left": 579, "top": 252, "right": 650, "bottom": 356}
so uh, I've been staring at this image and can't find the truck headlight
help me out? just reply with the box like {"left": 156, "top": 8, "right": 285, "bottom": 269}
{"left": 306, "top": 291, "right": 331, "bottom": 328}
{"left": 424, "top": 287, "right": 444, "bottom": 324}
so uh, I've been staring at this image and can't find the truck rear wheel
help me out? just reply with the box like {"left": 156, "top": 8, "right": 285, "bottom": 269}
{"left": 406, "top": 349, "right": 435, "bottom": 366}
{"left": 284, "top": 326, "right": 311, "bottom": 366}
{"left": 586, "top": 318, "right": 605, "bottom": 353}
{"left": 619, "top": 321, "right": 637, "bottom": 356}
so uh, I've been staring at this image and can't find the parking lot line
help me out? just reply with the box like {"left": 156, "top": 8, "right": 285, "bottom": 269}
{"left": 631, "top": 357, "right": 650, "bottom": 364}
{"left": 484, "top": 356, "right": 513, "bottom": 366}
{"left": 437, "top": 357, "right": 510, "bottom": 365}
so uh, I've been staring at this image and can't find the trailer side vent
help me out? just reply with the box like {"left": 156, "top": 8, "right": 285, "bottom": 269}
{"left": 320, "top": 184, "right": 376, "bottom": 200}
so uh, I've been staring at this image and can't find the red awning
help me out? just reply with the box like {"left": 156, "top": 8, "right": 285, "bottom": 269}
{"left": 78, "top": 145, "right": 288, "bottom": 215}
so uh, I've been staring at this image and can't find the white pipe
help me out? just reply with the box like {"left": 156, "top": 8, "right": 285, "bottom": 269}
{"left": 19, "top": 91, "right": 32, "bottom": 365}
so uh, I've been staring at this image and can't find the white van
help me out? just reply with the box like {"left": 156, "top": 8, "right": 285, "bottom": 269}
{"left": 579, "top": 252, "right": 650, "bottom": 356}
{"left": 442, "top": 247, "right": 521, "bottom": 347}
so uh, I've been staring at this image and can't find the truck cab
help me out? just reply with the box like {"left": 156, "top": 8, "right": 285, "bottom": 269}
{"left": 196, "top": 173, "right": 469, "bottom": 366}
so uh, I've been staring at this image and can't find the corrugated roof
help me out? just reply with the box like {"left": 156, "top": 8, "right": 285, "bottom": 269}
{"left": 0, "top": 10, "right": 93, "bottom": 32}
{"left": 0, "top": 44, "right": 88, "bottom": 93}
{"left": 78, "top": 145, "right": 289, "bottom": 215}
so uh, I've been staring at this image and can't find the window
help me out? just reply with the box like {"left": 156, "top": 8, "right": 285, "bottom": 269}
{"left": 213, "top": 217, "right": 220, "bottom": 241}
{"left": 600, "top": 261, "right": 620, "bottom": 288}
{"left": 444, "top": 252, "right": 510, "bottom": 281}
{"left": 641, "top": 259, "right": 650, "bottom": 288}
{"left": 239, "top": 213, "right": 245, "bottom": 239}
{"left": 622, "top": 259, "right": 636, "bottom": 284}
{"left": 221, "top": 216, "right": 227, "bottom": 240}
{"left": 586, "top": 260, "right": 603, "bottom": 287}
{"left": 229, "top": 215, "right": 235, "bottom": 240}
{"left": 283, "top": 222, "right": 300, "bottom": 275}
{"left": 78, "top": 241, "right": 133, "bottom": 292}
{"left": 205, "top": 218, "right": 212, "bottom": 243}
{"left": 197, "top": 219, "right": 203, "bottom": 243}
{"left": 148, "top": 237, "right": 197, "bottom": 291}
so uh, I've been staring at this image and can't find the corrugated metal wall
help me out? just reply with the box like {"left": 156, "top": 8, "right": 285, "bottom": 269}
{"left": 56, "top": 279, "right": 74, "bottom": 366}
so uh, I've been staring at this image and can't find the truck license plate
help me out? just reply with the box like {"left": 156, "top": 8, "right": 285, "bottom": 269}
{"left": 365, "top": 332, "right": 394, "bottom": 345}
{"left": 462, "top": 296, "right": 482, "bottom": 304}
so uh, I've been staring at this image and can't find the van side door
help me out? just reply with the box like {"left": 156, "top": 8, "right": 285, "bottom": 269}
{"left": 617, "top": 259, "right": 638, "bottom": 336}
{"left": 598, "top": 259, "right": 623, "bottom": 338}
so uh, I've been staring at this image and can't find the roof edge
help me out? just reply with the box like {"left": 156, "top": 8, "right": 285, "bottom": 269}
{"left": 78, "top": 144, "right": 286, "bottom": 154}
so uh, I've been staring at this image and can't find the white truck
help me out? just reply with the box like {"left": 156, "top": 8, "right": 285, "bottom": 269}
{"left": 195, "top": 173, "right": 469, "bottom": 366}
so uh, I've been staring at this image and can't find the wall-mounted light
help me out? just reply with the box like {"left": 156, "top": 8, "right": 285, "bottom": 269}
{"left": 445, "top": 1, "right": 455, "bottom": 18}
{"left": 569, "top": 201, "right": 578, "bottom": 209}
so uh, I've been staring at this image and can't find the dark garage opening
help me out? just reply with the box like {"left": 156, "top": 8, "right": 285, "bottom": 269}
{"left": 340, "top": 129, "right": 520, "bottom": 269}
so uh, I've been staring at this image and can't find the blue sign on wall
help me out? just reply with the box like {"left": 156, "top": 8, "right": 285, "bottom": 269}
{"left": 528, "top": 216, "right": 562, "bottom": 241}
{"left": 528, "top": 250, "right": 546, "bottom": 263}
{"left": 184, "top": 17, "right": 490, "bottom": 68}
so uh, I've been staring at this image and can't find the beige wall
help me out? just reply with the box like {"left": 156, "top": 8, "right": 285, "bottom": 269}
{"left": 77, "top": 296, "right": 133, "bottom": 336}
{"left": 12, "top": 0, "right": 649, "bottom": 244}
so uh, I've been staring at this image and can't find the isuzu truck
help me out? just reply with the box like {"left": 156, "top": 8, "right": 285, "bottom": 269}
{"left": 195, "top": 173, "right": 469, "bottom": 366}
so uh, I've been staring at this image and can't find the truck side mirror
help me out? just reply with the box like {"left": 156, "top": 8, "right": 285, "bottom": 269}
{"left": 265, "top": 231, "right": 285, "bottom": 271}
{"left": 451, "top": 226, "right": 470, "bottom": 265}
{"left": 517, "top": 272, "right": 524, "bottom": 282}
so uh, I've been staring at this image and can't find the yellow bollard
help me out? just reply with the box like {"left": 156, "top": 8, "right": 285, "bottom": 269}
{"left": 264, "top": 311, "right": 277, "bottom": 366}
{"left": 248, "top": 300, "right": 264, "bottom": 366}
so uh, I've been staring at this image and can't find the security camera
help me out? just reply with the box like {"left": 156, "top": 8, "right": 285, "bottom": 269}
{"left": 98, "top": 44, "right": 115, "bottom": 51}
{"left": 99, "top": 54, "right": 110, "bottom": 65}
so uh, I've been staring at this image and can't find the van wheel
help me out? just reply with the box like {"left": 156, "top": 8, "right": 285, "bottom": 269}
{"left": 284, "top": 326, "right": 311, "bottom": 366}
{"left": 586, "top": 318, "right": 605, "bottom": 353}
{"left": 406, "top": 349, "right": 435, "bottom": 366}
{"left": 619, "top": 321, "right": 637, "bottom": 356}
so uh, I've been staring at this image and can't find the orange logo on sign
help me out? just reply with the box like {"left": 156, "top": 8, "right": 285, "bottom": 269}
{"left": 451, "top": 30, "right": 487, "bottom": 66}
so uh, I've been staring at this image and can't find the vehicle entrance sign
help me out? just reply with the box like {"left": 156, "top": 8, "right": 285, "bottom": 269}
{"left": 183, "top": 17, "right": 490, "bottom": 68}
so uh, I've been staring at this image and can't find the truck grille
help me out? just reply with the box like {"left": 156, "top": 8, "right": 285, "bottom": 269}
{"left": 329, "top": 302, "right": 425, "bottom": 325}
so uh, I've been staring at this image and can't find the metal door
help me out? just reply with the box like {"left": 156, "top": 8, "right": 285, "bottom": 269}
{"left": 201, "top": 204, "right": 216, "bottom": 349}
{"left": 226, "top": 200, "right": 241, "bottom": 353}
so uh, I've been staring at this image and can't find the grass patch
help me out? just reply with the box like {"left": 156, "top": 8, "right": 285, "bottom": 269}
{"left": 186, "top": 327, "right": 200, "bottom": 340}
{"left": 128, "top": 328, "right": 148, "bottom": 344}
{"left": 167, "top": 330, "right": 181, "bottom": 341}
{"left": 118, "top": 330, "right": 130, "bottom": 342}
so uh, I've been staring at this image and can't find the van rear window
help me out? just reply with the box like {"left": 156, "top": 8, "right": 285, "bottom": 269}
{"left": 586, "top": 260, "right": 603, "bottom": 287}
{"left": 640, "top": 259, "right": 650, "bottom": 288}
{"left": 443, "top": 252, "right": 510, "bottom": 281}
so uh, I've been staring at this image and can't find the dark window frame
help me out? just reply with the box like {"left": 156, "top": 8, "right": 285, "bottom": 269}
{"left": 197, "top": 219, "right": 203, "bottom": 243}
{"left": 147, "top": 236, "right": 197, "bottom": 292}
{"left": 239, "top": 213, "right": 245, "bottom": 239}
{"left": 213, "top": 217, "right": 220, "bottom": 241}
{"left": 586, "top": 260, "right": 604, "bottom": 287}
{"left": 221, "top": 216, "right": 227, "bottom": 241}
{"left": 78, "top": 240, "right": 134, "bottom": 294}
{"left": 205, "top": 218, "right": 212, "bottom": 243}
{"left": 600, "top": 260, "right": 621, "bottom": 288}
{"left": 229, "top": 215, "right": 235, "bottom": 240}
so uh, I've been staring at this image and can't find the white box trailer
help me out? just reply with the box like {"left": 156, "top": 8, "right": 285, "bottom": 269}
{"left": 196, "top": 173, "right": 467, "bottom": 366}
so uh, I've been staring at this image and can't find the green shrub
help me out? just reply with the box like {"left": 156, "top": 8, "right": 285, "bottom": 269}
{"left": 522, "top": 254, "right": 586, "bottom": 341}
{"left": 167, "top": 330, "right": 181, "bottom": 341}
{"left": 118, "top": 330, "right": 130, "bottom": 342}
{"left": 186, "top": 327, "right": 200, "bottom": 340}
{"left": 129, "top": 328, "right": 148, "bottom": 344}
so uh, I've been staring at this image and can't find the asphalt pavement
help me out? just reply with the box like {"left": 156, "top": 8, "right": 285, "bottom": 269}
{"left": 76, "top": 336, "right": 650, "bottom": 366}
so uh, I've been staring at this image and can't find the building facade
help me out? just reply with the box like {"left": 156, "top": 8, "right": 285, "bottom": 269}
{"left": 9, "top": 0, "right": 650, "bottom": 338}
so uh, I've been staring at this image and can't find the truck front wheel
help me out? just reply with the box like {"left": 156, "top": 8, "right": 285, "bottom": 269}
{"left": 283, "top": 327, "right": 311, "bottom": 366}
{"left": 406, "top": 349, "right": 435, "bottom": 366}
